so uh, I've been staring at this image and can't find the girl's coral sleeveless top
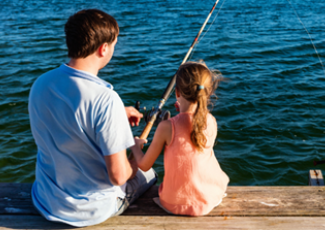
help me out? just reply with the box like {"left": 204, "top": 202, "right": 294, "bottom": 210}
{"left": 159, "top": 112, "right": 229, "bottom": 216}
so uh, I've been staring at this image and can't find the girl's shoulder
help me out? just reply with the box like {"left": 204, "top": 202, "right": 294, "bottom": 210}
{"left": 157, "top": 119, "right": 173, "bottom": 146}
{"left": 206, "top": 112, "right": 217, "bottom": 123}
{"left": 158, "top": 119, "right": 172, "bottom": 131}
{"left": 207, "top": 113, "right": 217, "bottom": 132}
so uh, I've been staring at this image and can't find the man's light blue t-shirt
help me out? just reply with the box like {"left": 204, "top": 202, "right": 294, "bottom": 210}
{"left": 28, "top": 64, "right": 135, "bottom": 227}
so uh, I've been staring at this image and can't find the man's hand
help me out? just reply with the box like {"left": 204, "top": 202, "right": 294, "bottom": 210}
{"left": 125, "top": 106, "right": 143, "bottom": 126}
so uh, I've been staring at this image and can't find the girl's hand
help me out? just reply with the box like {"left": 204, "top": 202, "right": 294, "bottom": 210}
{"left": 134, "top": 137, "right": 147, "bottom": 149}
{"left": 174, "top": 101, "right": 180, "bottom": 112}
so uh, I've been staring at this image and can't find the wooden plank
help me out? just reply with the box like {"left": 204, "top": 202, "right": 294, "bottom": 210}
{"left": 0, "top": 183, "right": 37, "bottom": 215}
{"left": 1, "top": 215, "right": 325, "bottom": 230}
{"left": 125, "top": 186, "right": 325, "bottom": 216}
{"left": 208, "top": 186, "right": 325, "bottom": 216}
{"left": 309, "top": 170, "right": 324, "bottom": 186}
{"left": 1, "top": 183, "right": 325, "bottom": 217}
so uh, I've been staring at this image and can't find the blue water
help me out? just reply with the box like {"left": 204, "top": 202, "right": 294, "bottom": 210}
{"left": 1, "top": 0, "right": 325, "bottom": 185}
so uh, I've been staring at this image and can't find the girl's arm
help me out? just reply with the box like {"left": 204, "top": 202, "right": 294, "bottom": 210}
{"left": 131, "top": 119, "right": 172, "bottom": 172}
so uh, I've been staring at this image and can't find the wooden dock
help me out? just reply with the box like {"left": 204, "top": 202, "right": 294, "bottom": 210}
{"left": 1, "top": 183, "right": 325, "bottom": 229}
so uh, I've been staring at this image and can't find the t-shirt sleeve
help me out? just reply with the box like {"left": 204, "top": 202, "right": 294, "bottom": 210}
{"left": 95, "top": 91, "right": 135, "bottom": 156}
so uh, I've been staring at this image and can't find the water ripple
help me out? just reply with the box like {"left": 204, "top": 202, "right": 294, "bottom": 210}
{"left": 1, "top": 0, "right": 325, "bottom": 185}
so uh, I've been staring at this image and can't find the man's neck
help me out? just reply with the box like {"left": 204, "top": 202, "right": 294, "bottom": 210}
{"left": 68, "top": 57, "right": 100, "bottom": 76}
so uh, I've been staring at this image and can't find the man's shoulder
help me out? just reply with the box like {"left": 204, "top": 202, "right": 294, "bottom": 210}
{"left": 31, "top": 65, "right": 62, "bottom": 87}
{"left": 40, "top": 65, "right": 63, "bottom": 78}
{"left": 93, "top": 89, "right": 122, "bottom": 112}
{"left": 29, "top": 66, "right": 61, "bottom": 96}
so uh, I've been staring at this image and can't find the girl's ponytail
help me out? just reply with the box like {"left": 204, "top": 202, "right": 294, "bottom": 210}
{"left": 176, "top": 62, "right": 220, "bottom": 151}
{"left": 191, "top": 85, "right": 209, "bottom": 151}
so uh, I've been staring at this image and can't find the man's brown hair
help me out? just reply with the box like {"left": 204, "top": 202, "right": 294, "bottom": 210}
{"left": 64, "top": 9, "right": 119, "bottom": 58}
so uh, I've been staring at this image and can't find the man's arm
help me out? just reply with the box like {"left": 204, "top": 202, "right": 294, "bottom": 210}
{"left": 105, "top": 149, "right": 137, "bottom": 186}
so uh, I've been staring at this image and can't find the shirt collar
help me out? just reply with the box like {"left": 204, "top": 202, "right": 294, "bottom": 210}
{"left": 60, "top": 64, "right": 114, "bottom": 90}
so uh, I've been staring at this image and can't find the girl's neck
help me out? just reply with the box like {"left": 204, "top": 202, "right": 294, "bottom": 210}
{"left": 178, "top": 97, "right": 197, "bottom": 114}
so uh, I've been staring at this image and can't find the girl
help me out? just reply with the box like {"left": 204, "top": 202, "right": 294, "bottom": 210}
{"left": 131, "top": 62, "right": 229, "bottom": 216}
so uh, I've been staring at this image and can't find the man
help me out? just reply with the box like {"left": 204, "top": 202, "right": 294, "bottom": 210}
{"left": 28, "top": 9, "right": 156, "bottom": 227}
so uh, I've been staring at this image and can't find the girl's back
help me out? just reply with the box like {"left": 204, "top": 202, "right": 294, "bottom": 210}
{"left": 159, "top": 112, "right": 229, "bottom": 216}
{"left": 131, "top": 61, "right": 229, "bottom": 216}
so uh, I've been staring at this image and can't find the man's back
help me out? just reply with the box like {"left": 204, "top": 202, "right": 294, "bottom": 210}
{"left": 29, "top": 64, "right": 133, "bottom": 227}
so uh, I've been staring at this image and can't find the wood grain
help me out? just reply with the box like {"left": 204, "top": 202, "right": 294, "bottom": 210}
{"left": 1, "top": 183, "right": 325, "bottom": 217}
{"left": 1, "top": 215, "right": 325, "bottom": 230}
{"left": 309, "top": 170, "right": 324, "bottom": 186}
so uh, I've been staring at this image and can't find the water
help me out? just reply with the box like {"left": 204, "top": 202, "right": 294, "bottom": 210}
{"left": 1, "top": 0, "right": 325, "bottom": 185}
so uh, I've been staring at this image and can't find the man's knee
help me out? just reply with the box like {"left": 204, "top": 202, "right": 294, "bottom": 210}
{"left": 140, "top": 167, "right": 158, "bottom": 184}
{"left": 126, "top": 168, "right": 157, "bottom": 202}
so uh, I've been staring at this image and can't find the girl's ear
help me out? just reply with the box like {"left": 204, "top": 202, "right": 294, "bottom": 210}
{"left": 175, "top": 88, "right": 180, "bottom": 98}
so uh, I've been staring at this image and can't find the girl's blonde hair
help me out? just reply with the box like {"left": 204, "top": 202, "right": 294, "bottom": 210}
{"left": 176, "top": 61, "right": 220, "bottom": 151}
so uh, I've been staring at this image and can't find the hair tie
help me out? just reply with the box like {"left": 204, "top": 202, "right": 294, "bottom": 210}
{"left": 198, "top": 85, "right": 204, "bottom": 90}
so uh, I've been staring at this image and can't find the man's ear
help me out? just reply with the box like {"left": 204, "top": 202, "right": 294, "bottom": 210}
{"left": 98, "top": 43, "right": 108, "bottom": 57}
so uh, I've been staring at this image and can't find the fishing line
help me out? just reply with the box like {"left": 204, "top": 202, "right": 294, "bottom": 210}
{"left": 138, "top": 0, "right": 221, "bottom": 140}
{"left": 286, "top": 0, "right": 325, "bottom": 76}
{"left": 188, "top": 0, "right": 227, "bottom": 61}
{"left": 164, "top": 0, "right": 222, "bottom": 105}
{"left": 165, "top": 86, "right": 175, "bottom": 103}
{"left": 146, "top": 0, "right": 225, "bottom": 118}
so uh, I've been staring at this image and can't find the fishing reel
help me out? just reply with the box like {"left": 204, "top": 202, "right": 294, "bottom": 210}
{"left": 135, "top": 101, "right": 170, "bottom": 126}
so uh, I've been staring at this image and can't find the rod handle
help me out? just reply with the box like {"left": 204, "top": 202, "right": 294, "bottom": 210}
{"left": 139, "top": 121, "right": 154, "bottom": 140}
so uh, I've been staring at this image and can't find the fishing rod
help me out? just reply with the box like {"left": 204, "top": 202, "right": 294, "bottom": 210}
{"left": 138, "top": 0, "right": 220, "bottom": 140}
